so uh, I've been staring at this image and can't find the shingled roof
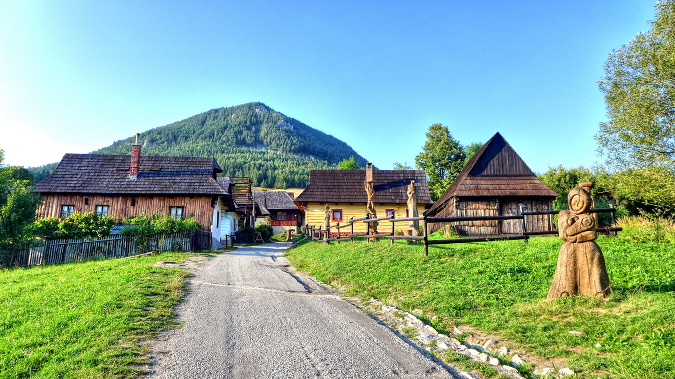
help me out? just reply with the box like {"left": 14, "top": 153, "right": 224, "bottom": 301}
{"left": 33, "top": 153, "right": 227, "bottom": 195}
{"left": 254, "top": 191, "right": 300, "bottom": 211}
{"left": 428, "top": 133, "right": 557, "bottom": 214}
{"left": 296, "top": 169, "right": 433, "bottom": 205}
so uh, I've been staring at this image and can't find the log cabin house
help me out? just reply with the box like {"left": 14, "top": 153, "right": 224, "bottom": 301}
{"left": 426, "top": 132, "right": 558, "bottom": 235}
{"left": 253, "top": 190, "right": 303, "bottom": 234}
{"left": 33, "top": 139, "right": 242, "bottom": 248}
{"left": 296, "top": 165, "right": 433, "bottom": 234}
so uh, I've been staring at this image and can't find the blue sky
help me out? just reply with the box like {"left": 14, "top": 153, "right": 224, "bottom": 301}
{"left": 0, "top": 1, "right": 657, "bottom": 174}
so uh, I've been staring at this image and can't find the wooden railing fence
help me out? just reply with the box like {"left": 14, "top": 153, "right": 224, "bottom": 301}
{"left": 304, "top": 208, "right": 621, "bottom": 255}
{"left": 1, "top": 230, "right": 210, "bottom": 268}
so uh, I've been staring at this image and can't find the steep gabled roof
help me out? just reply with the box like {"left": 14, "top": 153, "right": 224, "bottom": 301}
{"left": 33, "top": 154, "right": 227, "bottom": 195}
{"left": 428, "top": 133, "right": 557, "bottom": 214}
{"left": 296, "top": 170, "right": 433, "bottom": 205}
{"left": 254, "top": 191, "right": 300, "bottom": 211}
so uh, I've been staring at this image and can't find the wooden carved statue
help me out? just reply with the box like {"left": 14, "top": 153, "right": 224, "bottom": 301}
{"left": 548, "top": 185, "right": 612, "bottom": 299}
{"left": 407, "top": 180, "right": 419, "bottom": 236}
{"left": 324, "top": 204, "right": 331, "bottom": 241}
{"left": 364, "top": 173, "right": 378, "bottom": 241}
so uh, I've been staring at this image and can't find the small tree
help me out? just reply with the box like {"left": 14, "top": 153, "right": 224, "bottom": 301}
{"left": 414, "top": 124, "right": 466, "bottom": 200}
{"left": 338, "top": 156, "right": 360, "bottom": 170}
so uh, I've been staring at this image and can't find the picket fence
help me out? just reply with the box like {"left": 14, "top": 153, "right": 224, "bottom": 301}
{"left": 1, "top": 231, "right": 210, "bottom": 268}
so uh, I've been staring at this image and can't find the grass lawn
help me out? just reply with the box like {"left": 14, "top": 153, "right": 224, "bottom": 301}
{"left": 0, "top": 251, "right": 214, "bottom": 379}
{"left": 286, "top": 236, "right": 675, "bottom": 379}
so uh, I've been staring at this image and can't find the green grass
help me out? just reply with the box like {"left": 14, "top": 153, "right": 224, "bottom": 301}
{"left": 0, "top": 251, "right": 215, "bottom": 378}
{"left": 286, "top": 236, "right": 675, "bottom": 378}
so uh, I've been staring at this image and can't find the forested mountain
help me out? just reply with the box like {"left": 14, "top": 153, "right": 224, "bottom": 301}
{"left": 32, "top": 103, "right": 369, "bottom": 188}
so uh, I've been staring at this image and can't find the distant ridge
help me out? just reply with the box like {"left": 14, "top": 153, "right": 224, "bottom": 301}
{"left": 31, "top": 102, "right": 369, "bottom": 188}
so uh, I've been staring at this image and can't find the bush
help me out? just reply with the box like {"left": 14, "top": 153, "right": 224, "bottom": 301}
{"left": 617, "top": 216, "right": 675, "bottom": 243}
{"left": 120, "top": 214, "right": 202, "bottom": 236}
{"left": 255, "top": 224, "right": 274, "bottom": 241}
{"left": 31, "top": 213, "right": 115, "bottom": 239}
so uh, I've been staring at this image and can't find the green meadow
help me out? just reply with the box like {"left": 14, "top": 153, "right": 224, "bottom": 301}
{"left": 286, "top": 236, "right": 675, "bottom": 378}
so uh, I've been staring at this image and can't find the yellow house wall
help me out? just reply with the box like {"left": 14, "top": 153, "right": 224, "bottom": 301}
{"left": 303, "top": 202, "right": 427, "bottom": 233}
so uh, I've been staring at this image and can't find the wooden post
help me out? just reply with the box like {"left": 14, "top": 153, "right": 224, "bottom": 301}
{"left": 336, "top": 222, "right": 340, "bottom": 244}
{"left": 390, "top": 215, "right": 395, "bottom": 245}
{"left": 423, "top": 215, "right": 429, "bottom": 256}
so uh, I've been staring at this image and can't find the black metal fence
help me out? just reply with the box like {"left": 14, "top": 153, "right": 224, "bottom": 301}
{"left": 304, "top": 208, "right": 622, "bottom": 255}
{"left": 1, "top": 230, "right": 212, "bottom": 268}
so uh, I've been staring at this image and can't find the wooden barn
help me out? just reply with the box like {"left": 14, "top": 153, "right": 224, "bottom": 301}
{"left": 426, "top": 132, "right": 558, "bottom": 236}
{"left": 33, "top": 139, "right": 239, "bottom": 248}
{"left": 296, "top": 165, "right": 433, "bottom": 234}
{"left": 253, "top": 191, "right": 303, "bottom": 234}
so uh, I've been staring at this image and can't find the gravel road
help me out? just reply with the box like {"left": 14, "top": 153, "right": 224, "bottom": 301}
{"left": 147, "top": 242, "right": 458, "bottom": 378}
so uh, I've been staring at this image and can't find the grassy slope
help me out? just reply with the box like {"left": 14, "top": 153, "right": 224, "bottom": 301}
{"left": 286, "top": 236, "right": 675, "bottom": 378}
{"left": 0, "top": 252, "right": 211, "bottom": 379}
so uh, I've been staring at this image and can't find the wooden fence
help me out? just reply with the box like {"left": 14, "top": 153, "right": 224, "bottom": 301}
{"left": 304, "top": 208, "right": 622, "bottom": 255}
{"left": 1, "top": 230, "right": 211, "bottom": 268}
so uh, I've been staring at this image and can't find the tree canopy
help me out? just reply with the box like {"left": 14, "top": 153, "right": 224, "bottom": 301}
{"left": 414, "top": 124, "right": 466, "bottom": 200}
{"left": 338, "top": 156, "right": 360, "bottom": 169}
{"left": 596, "top": 1, "right": 675, "bottom": 214}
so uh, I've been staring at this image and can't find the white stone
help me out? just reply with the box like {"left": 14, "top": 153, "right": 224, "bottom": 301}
{"left": 477, "top": 352, "right": 489, "bottom": 362}
{"left": 595, "top": 343, "right": 603, "bottom": 348}
{"left": 453, "top": 326, "right": 462, "bottom": 335}
{"left": 559, "top": 367, "right": 576, "bottom": 376}
{"left": 511, "top": 354, "right": 524, "bottom": 367}
{"left": 450, "top": 338, "right": 462, "bottom": 346}
{"left": 483, "top": 339, "right": 497, "bottom": 350}
{"left": 467, "top": 348, "right": 481, "bottom": 357}
{"left": 488, "top": 357, "right": 500, "bottom": 366}
{"left": 498, "top": 346, "right": 509, "bottom": 357}
{"left": 568, "top": 330, "right": 584, "bottom": 337}
{"left": 436, "top": 341, "right": 449, "bottom": 350}
{"left": 459, "top": 372, "right": 480, "bottom": 379}
{"left": 501, "top": 366, "right": 520, "bottom": 375}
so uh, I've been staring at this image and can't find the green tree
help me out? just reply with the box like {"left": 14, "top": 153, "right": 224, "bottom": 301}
{"left": 338, "top": 156, "right": 360, "bottom": 170}
{"left": 0, "top": 150, "right": 42, "bottom": 263}
{"left": 414, "top": 124, "right": 466, "bottom": 200}
{"left": 392, "top": 162, "right": 412, "bottom": 170}
{"left": 463, "top": 142, "right": 483, "bottom": 165}
{"left": 596, "top": 1, "right": 675, "bottom": 214}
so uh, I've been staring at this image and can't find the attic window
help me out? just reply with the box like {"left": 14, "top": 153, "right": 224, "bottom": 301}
{"left": 84, "top": 198, "right": 89, "bottom": 206}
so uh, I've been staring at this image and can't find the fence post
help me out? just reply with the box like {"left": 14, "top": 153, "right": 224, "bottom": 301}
{"left": 336, "top": 222, "right": 340, "bottom": 244}
{"left": 350, "top": 217, "right": 355, "bottom": 242}
{"left": 390, "top": 215, "right": 395, "bottom": 245}
{"left": 423, "top": 215, "right": 429, "bottom": 256}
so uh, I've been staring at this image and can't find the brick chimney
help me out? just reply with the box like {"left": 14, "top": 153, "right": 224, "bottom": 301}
{"left": 365, "top": 162, "right": 373, "bottom": 183}
{"left": 129, "top": 133, "right": 141, "bottom": 178}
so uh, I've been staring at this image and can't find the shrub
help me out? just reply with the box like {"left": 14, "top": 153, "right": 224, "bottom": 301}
{"left": 255, "top": 224, "right": 274, "bottom": 241}
{"left": 31, "top": 213, "right": 115, "bottom": 239}
{"left": 617, "top": 216, "right": 675, "bottom": 243}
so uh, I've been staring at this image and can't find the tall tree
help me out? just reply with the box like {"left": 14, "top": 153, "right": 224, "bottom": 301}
{"left": 596, "top": 0, "right": 675, "bottom": 214}
{"left": 415, "top": 124, "right": 466, "bottom": 200}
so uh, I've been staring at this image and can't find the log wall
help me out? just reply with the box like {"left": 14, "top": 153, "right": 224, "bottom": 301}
{"left": 303, "top": 202, "right": 427, "bottom": 233}
{"left": 37, "top": 193, "right": 215, "bottom": 230}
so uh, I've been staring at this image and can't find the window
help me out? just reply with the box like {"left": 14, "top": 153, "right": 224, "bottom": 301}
{"left": 277, "top": 212, "right": 287, "bottom": 221}
{"left": 169, "top": 206, "right": 185, "bottom": 219}
{"left": 60, "top": 205, "right": 74, "bottom": 219}
{"left": 95, "top": 205, "right": 109, "bottom": 217}
{"left": 385, "top": 209, "right": 395, "bottom": 218}
{"left": 332, "top": 209, "right": 343, "bottom": 222}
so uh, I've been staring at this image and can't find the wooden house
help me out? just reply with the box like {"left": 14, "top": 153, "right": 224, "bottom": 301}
{"left": 426, "top": 132, "right": 558, "bottom": 235}
{"left": 296, "top": 165, "right": 433, "bottom": 234}
{"left": 33, "top": 140, "right": 239, "bottom": 248}
{"left": 253, "top": 191, "right": 303, "bottom": 234}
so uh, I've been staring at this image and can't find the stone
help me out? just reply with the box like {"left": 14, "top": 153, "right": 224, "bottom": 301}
{"left": 501, "top": 366, "right": 520, "bottom": 375}
{"left": 488, "top": 357, "right": 500, "bottom": 366}
{"left": 595, "top": 343, "right": 603, "bottom": 348}
{"left": 568, "top": 330, "right": 585, "bottom": 337}
{"left": 453, "top": 326, "right": 462, "bottom": 335}
{"left": 483, "top": 339, "right": 498, "bottom": 351}
{"left": 436, "top": 341, "right": 449, "bottom": 350}
{"left": 459, "top": 372, "right": 480, "bottom": 379}
{"left": 498, "top": 346, "right": 509, "bottom": 356}
{"left": 559, "top": 367, "right": 576, "bottom": 376}
{"left": 477, "top": 352, "right": 489, "bottom": 362}
{"left": 511, "top": 354, "right": 524, "bottom": 367}
{"left": 466, "top": 348, "right": 481, "bottom": 357}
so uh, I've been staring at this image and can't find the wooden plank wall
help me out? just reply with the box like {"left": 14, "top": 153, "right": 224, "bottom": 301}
{"left": 37, "top": 194, "right": 215, "bottom": 230}
{"left": 303, "top": 202, "right": 427, "bottom": 233}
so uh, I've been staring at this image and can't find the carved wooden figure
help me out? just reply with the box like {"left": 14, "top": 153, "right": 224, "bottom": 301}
{"left": 324, "top": 204, "right": 331, "bottom": 242}
{"left": 364, "top": 172, "right": 378, "bottom": 241}
{"left": 407, "top": 180, "right": 419, "bottom": 236}
{"left": 548, "top": 185, "right": 612, "bottom": 299}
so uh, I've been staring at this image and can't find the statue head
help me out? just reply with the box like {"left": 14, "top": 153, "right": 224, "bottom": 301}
{"left": 568, "top": 186, "right": 592, "bottom": 214}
